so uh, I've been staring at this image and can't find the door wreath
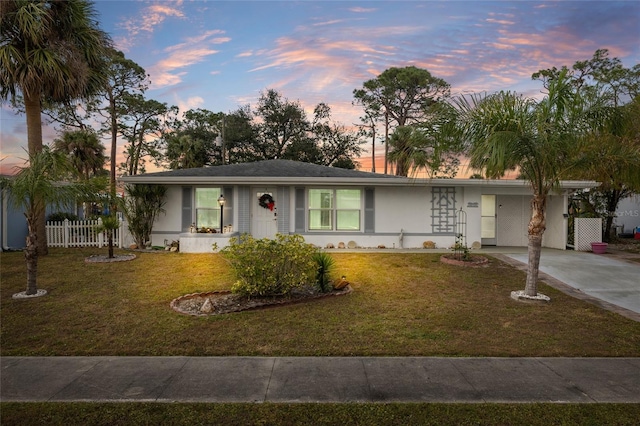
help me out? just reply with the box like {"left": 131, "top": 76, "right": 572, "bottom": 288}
{"left": 258, "top": 193, "right": 275, "bottom": 211}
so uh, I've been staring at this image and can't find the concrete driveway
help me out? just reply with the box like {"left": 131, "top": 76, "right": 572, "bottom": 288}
{"left": 500, "top": 249, "right": 639, "bottom": 318}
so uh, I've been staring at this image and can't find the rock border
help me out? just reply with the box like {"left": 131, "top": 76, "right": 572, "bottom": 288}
{"left": 171, "top": 286, "right": 353, "bottom": 317}
{"left": 84, "top": 254, "right": 137, "bottom": 263}
{"left": 440, "top": 254, "right": 489, "bottom": 267}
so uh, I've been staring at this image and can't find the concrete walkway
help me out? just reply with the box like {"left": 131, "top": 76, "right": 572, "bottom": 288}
{"left": 2, "top": 356, "right": 639, "bottom": 403}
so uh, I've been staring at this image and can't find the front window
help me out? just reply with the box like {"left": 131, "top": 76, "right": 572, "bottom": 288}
{"left": 195, "top": 188, "right": 221, "bottom": 229}
{"left": 309, "top": 189, "right": 361, "bottom": 231}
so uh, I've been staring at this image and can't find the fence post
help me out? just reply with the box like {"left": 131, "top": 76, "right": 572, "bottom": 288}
{"left": 98, "top": 217, "right": 103, "bottom": 248}
{"left": 63, "top": 219, "right": 69, "bottom": 248}
{"left": 118, "top": 219, "right": 123, "bottom": 248}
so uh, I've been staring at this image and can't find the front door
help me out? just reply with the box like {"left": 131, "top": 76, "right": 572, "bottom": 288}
{"left": 252, "top": 188, "right": 278, "bottom": 239}
{"left": 481, "top": 194, "right": 497, "bottom": 246}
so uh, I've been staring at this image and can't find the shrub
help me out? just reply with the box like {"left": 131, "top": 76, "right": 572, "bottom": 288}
{"left": 222, "top": 234, "right": 317, "bottom": 297}
{"left": 313, "top": 251, "right": 335, "bottom": 292}
{"left": 47, "top": 211, "right": 79, "bottom": 222}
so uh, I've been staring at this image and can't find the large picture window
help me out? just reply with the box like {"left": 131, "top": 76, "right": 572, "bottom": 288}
{"left": 195, "top": 188, "right": 221, "bottom": 228}
{"left": 308, "top": 189, "right": 361, "bottom": 231}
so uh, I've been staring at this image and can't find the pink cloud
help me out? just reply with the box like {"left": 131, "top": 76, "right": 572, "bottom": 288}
{"left": 148, "top": 31, "right": 230, "bottom": 88}
{"left": 348, "top": 7, "right": 376, "bottom": 13}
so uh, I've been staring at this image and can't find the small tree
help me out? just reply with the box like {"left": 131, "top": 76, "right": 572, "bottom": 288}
{"left": 0, "top": 148, "right": 97, "bottom": 296}
{"left": 121, "top": 184, "right": 167, "bottom": 248}
{"left": 95, "top": 213, "right": 120, "bottom": 258}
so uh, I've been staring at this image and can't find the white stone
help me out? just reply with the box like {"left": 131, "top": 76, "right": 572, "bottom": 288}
{"left": 200, "top": 298, "right": 213, "bottom": 313}
{"left": 510, "top": 290, "right": 551, "bottom": 302}
{"left": 12, "top": 289, "right": 48, "bottom": 299}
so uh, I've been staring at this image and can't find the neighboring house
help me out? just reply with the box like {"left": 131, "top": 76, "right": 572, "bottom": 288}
{"left": 614, "top": 194, "right": 640, "bottom": 236}
{"left": 119, "top": 159, "right": 597, "bottom": 253}
{"left": 1, "top": 178, "right": 81, "bottom": 251}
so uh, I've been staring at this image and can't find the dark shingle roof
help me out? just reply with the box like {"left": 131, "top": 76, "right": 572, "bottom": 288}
{"left": 127, "top": 159, "right": 401, "bottom": 179}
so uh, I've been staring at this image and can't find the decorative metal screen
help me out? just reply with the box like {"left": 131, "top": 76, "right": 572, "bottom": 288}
{"left": 431, "top": 187, "right": 457, "bottom": 233}
{"left": 575, "top": 217, "right": 602, "bottom": 251}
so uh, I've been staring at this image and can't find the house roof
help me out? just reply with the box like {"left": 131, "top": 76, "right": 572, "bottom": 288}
{"left": 120, "top": 159, "right": 406, "bottom": 186}
{"left": 119, "top": 159, "right": 598, "bottom": 192}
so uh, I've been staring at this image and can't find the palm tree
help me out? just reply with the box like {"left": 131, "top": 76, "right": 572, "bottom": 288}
{"left": 0, "top": 148, "right": 98, "bottom": 296}
{"left": 53, "top": 130, "right": 107, "bottom": 180}
{"left": 456, "top": 70, "right": 591, "bottom": 299}
{"left": 1, "top": 0, "right": 111, "bottom": 255}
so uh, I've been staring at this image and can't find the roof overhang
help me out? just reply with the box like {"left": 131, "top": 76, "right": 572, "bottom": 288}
{"left": 119, "top": 174, "right": 599, "bottom": 191}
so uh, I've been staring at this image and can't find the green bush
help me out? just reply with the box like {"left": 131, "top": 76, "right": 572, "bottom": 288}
{"left": 47, "top": 211, "right": 79, "bottom": 222}
{"left": 313, "top": 251, "right": 335, "bottom": 292}
{"left": 222, "top": 234, "right": 317, "bottom": 298}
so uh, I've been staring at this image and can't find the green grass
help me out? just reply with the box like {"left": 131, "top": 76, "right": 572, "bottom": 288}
{"left": 1, "top": 402, "right": 639, "bottom": 425}
{"left": 2, "top": 248, "right": 638, "bottom": 357}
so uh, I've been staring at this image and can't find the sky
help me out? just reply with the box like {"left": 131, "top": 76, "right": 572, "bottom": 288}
{"left": 1, "top": 0, "right": 639, "bottom": 175}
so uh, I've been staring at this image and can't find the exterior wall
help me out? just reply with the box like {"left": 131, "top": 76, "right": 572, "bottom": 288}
{"left": 291, "top": 185, "right": 459, "bottom": 249}
{"left": 148, "top": 185, "right": 183, "bottom": 247}
{"left": 614, "top": 194, "right": 640, "bottom": 234}
{"left": 147, "top": 182, "right": 570, "bottom": 252}
{"left": 542, "top": 195, "right": 567, "bottom": 249}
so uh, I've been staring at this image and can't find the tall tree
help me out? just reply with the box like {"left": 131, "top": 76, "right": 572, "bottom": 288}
{"left": 353, "top": 95, "right": 382, "bottom": 172}
{"left": 310, "top": 103, "right": 363, "bottom": 168}
{"left": 387, "top": 102, "right": 462, "bottom": 178}
{"left": 99, "top": 49, "right": 148, "bottom": 194}
{"left": 1, "top": 148, "right": 98, "bottom": 296}
{"left": 534, "top": 50, "right": 640, "bottom": 241}
{"left": 52, "top": 129, "right": 106, "bottom": 180}
{"left": 255, "top": 89, "right": 310, "bottom": 159}
{"left": 164, "top": 108, "right": 222, "bottom": 169}
{"left": 118, "top": 93, "right": 177, "bottom": 176}
{"left": 455, "top": 70, "right": 593, "bottom": 299}
{"left": 0, "top": 0, "right": 111, "bottom": 254}
{"left": 354, "top": 66, "right": 450, "bottom": 175}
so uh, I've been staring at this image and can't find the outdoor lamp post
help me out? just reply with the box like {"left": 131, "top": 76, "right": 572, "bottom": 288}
{"left": 217, "top": 194, "right": 226, "bottom": 233}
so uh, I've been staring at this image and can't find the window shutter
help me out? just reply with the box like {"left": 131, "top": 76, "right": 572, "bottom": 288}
{"left": 294, "top": 187, "right": 305, "bottom": 233}
{"left": 181, "top": 186, "right": 192, "bottom": 232}
{"left": 364, "top": 188, "right": 374, "bottom": 234}
{"left": 223, "top": 186, "right": 233, "bottom": 227}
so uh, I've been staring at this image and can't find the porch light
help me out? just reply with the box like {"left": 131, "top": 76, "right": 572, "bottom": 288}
{"left": 218, "top": 194, "right": 226, "bottom": 233}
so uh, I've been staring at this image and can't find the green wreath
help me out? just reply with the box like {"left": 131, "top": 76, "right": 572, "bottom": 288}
{"left": 258, "top": 193, "right": 275, "bottom": 211}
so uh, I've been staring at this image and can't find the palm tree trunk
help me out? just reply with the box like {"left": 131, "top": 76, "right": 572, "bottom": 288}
{"left": 24, "top": 92, "right": 49, "bottom": 256}
{"left": 384, "top": 111, "right": 389, "bottom": 175}
{"left": 24, "top": 221, "right": 39, "bottom": 295}
{"left": 108, "top": 231, "right": 114, "bottom": 258}
{"left": 524, "top": 194, "right": 547, "bottom": 296}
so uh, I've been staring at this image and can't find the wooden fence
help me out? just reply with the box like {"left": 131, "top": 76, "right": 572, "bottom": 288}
{"left": 46, "top": 219, "right": 126, "bottom": 248}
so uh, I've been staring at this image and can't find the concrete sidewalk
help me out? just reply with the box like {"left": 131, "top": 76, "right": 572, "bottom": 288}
{"left": 2, "top": 356, "right": 639, "bottom": 403}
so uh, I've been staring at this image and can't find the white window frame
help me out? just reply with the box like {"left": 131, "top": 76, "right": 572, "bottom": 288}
{"left": 308, "top": 188, "right": 362, "bottom": 232}
{"left": 194, "top": 187, "right": 222, "bottom": 229}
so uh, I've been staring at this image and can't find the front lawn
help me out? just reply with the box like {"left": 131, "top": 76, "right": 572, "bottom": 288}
{"left": 1, "top": 248, "right": 638, "bottom": 356}
{"left": 2, "top": 402, "right": 639, "bottom": 426}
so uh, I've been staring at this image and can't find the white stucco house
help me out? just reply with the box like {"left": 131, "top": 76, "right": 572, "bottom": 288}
{"left": 119, "top": 159, "right": 596, "bottom": 253}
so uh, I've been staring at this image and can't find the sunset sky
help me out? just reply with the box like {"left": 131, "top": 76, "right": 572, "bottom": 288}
{"left": 1, "top": 0, "right": 639, "bottom": 174}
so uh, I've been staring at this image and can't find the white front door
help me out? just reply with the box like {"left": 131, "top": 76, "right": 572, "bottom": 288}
{"left": 481, "top": 194, "right": 497, "bottom": 246}
{"left": 252, "top": 188, "right": 278, "bottom": 239}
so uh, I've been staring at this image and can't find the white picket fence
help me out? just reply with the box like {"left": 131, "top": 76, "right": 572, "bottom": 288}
{"left": 46, "top": 218, "right": 127, "bottom": 248}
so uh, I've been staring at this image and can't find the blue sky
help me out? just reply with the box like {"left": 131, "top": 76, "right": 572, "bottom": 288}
{"left": 1, "top": 0, "right": 639, "bottom": 173}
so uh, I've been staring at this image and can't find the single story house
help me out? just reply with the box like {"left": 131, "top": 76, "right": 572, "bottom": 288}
{"left": 119, "top": 159, "right": 597, "bottom": 253}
